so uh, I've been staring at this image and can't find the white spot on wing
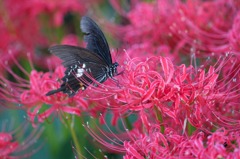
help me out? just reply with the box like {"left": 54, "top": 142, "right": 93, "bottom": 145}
{"left": 76, "top": 68, "right": 84, "bottom": 77}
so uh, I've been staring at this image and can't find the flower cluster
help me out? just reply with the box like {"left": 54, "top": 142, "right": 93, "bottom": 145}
{"left": 85, "top": 55, "right": 239, "bottom": 131}
{"left": 114, "top": 0, "right": 240, "bottom": 59}
{"left": 1, "top": 59, "right": 88, "bottom": 126}
{"left": 80, "top": 54, "right": 239, "bottom": 158}
{"left": 122, "top": 127, "right": 240, "bottom": 158}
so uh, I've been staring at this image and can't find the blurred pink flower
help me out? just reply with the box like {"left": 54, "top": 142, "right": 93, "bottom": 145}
{"left": 29, "top": 0, "right": 87, "bottom": 26}
{"left": 229, "top": 12, "right": 240, "bottom": 51}
{"left": 169, "top": 0, "right": 240, "bottom": 55}
{"left": 119, "top": 1, "right": 176, "bottom": 58}
{"left": 117, "top": 0, "right": 240, "bottom": 59}
{"left": 0, "top": 0, "right": 101, "bottom": 71}
{"left": 61, "top": 34, "right": 80, "bottom": 46}
{"left": 0, "top": 0, "right": 44, "bottom": 70}
{"left": 0, "top": 123, "right": 42, "bottom": 158}
{"left": 0, "top": 132, "right": 19, "bottom": 158}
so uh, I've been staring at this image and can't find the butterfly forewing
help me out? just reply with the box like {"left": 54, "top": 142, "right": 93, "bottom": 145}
{"left": 81, "top": 16, "right": 112, "bottom": 65}
{"left": 49, "top": 45, "right": 107, "bottom": 67}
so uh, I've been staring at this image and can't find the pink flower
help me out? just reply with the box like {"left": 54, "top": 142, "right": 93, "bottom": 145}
{"left": 117, "top": 0, "right": 240, "bottom": 59}
{"left": 29, "top": 0, "right": 87, "bottom": 26}
{"left": 21, "top": 66, "right": 88, "bottom": 125}
{"left": 61, "top": 34, "right": 80, "bottom": 46}
{"left": 80, "top": 52, "right": 239, "bottom": 157}
{"left": 182, "top": 128, "right": 240, "bottom": 158}
{"left": 83, "top": 112, "right": 240, "bottom": 158}
{"left": 229, "top": 12, "right": 240, "bottom": 52}
{"left": 118, "top": 1, "right": 177, "bottom": 58}
{"left": 0, "top": 0, "right": 45, "bottom": 58}
{"left": 0, "top": 132, "right": 19, "bottom": 158}
{"left": 0, "top": 55, "right": 88, "bottom": 126}
{"left": 76, "top": 51, "right": 239, "bottom": 135}
{"left": 0, "top": 123, "right": 42, "bottom": 158}
{"left": 169, "top": 0, "right": 239, "bottom": 55}
{"left": 86, "top": 122, "right": 240, "bottom": 158}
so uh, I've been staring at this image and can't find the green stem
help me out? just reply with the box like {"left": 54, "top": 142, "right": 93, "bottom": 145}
{"left": 124, "top": 117, "right": 133, "bottom": 130}
{"left": 154, "top": 106, "right": 164, "bottom": 133}
{"left": 66, "top": 115, "right": 82, "bottom": 159}
{"left": 187, "top": 120, "right": 196, "bottom": 136}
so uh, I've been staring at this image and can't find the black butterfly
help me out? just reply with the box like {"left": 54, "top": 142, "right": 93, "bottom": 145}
{"left": 46, "top": 16, "right": 119, "bottom": 97}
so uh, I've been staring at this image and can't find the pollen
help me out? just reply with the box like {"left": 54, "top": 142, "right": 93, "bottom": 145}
{"left": 79, "top": 82, "right": 85, "bottom": 90}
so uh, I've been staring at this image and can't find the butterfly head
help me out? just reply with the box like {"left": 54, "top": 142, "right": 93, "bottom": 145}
{"left": 109, "top": 62, "right": 119, "bottom": 78}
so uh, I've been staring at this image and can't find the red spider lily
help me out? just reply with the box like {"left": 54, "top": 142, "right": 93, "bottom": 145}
{"left": 168, "top": 0, "right": 240, "bottom": 56}
{"left": 116, "top": 0, "right": 240, "bottom": 60}
{"left": 87, "top": 54, "right": 239, "bottom": 131}
{"left": 229, "top": 12, "right": 240, "bottom": 52}
{"left": 0, "top": 123, "right": 42, "bottom": 158}
{"left": 0, "top": 133, "right": 19, "bottom": 158}
{"left": 123, "top": 127, "right": 240, "bottom": 159}
{"left": 0, "top": 0, "right": 44, "bottom": 51}
{"left": 1, "top": 49, "right": 239, "bottom": 152}
{"left": 21, "top": 67, "right": 89, "bottom": 125}
{"left": 85, "top": 117, "right": 240, "bottom": 159}
{"left": 80, "top": 52, "right": 239, "bottom": 157}
{"left": 28, "top": 0, "right": 86, "bottom": 26}
{"left": 120, "top": 1, "right": 178, "bottom": 57}
{"left": 61, "top": 34, "right": 80, "bottom": 46}
{"left": 120, "top": 43, "right": 173, "bottom": 59}
{"left": 0, "top": 54, "right": 87, "bottom": 126}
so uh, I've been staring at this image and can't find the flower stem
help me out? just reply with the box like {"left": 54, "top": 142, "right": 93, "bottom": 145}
{"left": 66, "top": 115, "right": 83, "bottom": 159}
{"left": 154, "top": 106, "right": 164, "bottom": 133}
{"left": 124, "top": 117, "right": 133, "bottom": 130}
{"left": 187, "top": 121, "right": 196, "bottom": 136}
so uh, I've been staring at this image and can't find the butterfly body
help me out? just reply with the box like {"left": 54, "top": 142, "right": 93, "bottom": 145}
{"left": 46, "top": 16, "right": 118, "bottom": 97}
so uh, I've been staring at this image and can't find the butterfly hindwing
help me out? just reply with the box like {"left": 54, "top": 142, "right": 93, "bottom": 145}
{"left": 46, "top": 45, "right": 109, "bottom": 96}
